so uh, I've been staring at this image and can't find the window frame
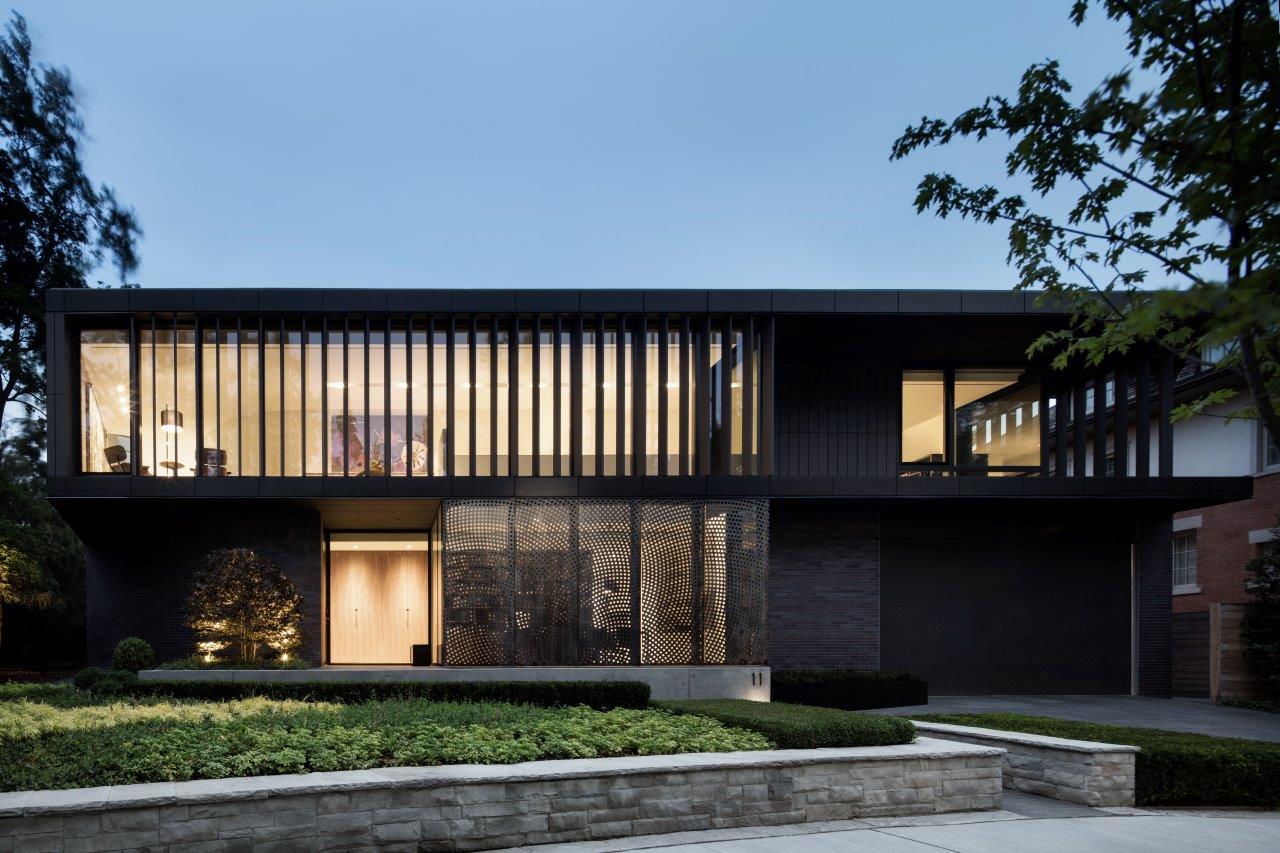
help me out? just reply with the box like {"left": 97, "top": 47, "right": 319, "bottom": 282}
{"left": 899, "top": 365, "right": 1042, "bottom": 478}
{"left": 1172, "top": 530, "right": 1199, "bottom": 594}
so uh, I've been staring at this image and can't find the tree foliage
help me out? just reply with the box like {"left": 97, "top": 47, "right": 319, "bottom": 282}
{"left": 891, "top": 0, "right": 1280, "bottom": 452}
{"left": 1242, "top": 523, "right": 1280, "bottom": 698}
{"left": 186, "top": 549, "right": 303, "bottom": 663}
{"left": 0, "top": 10, "right": 140, "bottom": 432}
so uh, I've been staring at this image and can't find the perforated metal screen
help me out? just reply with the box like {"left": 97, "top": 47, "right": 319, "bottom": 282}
{"left": 442, "top": 499, "right": 768, "bottom": 665}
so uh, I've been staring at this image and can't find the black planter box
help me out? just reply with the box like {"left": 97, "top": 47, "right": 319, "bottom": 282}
{"left": 770, "top": 679, "right": 928, "bottom": 711}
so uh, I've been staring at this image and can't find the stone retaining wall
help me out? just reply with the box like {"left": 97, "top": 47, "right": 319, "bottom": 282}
{"left": 0, "top": 738, "right": 1001, "bottom": 851}
{"left": 912, "top": 721, "right": 1138, "bottom": 807}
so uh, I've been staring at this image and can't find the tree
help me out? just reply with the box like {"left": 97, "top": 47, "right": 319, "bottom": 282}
{"left": 1242, "top": 522, "right": 1280, "bottom": 698}
{"left": 891, "top": 1, "right": 1280, "bottom": 453}
{"left": 0, "top": 10, "right": 141, "bottom": 436}
{"left": 186, "top": 548, "right": 303, "bottom": 662}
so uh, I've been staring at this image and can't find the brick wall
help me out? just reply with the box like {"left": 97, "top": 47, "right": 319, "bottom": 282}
{"left": 1173, "top": 470, "right": 1280, "bottom": 614}
{"left": 768, "top": 505, "right": 879, "bottom": 670}
{"left": 1136, "top": 514, "right": 1172, "bottom": 698}
{"left": 83, "top": 505, "right": 322, "bottom": 666}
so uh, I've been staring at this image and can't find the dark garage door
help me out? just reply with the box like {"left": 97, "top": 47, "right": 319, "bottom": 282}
{"left": 1172, "top": 611, "right": 1210, "bottom": 698}
{"left": 880, "top": 517, "right": 1132, "bottom": 694}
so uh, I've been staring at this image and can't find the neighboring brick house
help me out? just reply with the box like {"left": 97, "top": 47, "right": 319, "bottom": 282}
{"left": 1166, "top": 368, "right": 1280, "bottom": 699}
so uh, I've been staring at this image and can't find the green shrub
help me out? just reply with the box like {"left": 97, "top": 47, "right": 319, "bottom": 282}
{"left": 90, "top": 671, "right": 138, "bottom": 697}
{"left": 773, "top": 669, "right": 919, "bottom": 684}
{"left": 0, "top": 700, "right": 768, "bottom": 791}
{"left": 156, "top": 656, "right": 314, "bottom": 671}
{"left": 659, "top": 699, "right": 915, "bottom": 748}
{"left": 71, "top": 667, "right": 105, "bottom": 691}
{"left": 126, "top": 679, "right": 650, "bottom": 710}
{"left": 111, "top": 638, "right": 155, "bottom": 674}
{"left": 915, "top": 712, "right": 1280, "bottom": 807}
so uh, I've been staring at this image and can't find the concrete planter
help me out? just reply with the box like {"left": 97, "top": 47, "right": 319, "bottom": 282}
{"left": 772, "top": 679, "right": 928, "bottom": 710}
{"left": 0, "top": 738, "right": 1001, "bottom": 851}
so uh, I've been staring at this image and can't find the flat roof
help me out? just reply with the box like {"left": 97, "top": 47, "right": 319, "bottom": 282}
{"left": 47, "top": 287, "right": 1066, "bottom": 316}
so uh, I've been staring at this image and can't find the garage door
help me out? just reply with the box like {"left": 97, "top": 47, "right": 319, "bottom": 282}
{"left": 881, "top": 517, "right": 1132, "bottom": 694}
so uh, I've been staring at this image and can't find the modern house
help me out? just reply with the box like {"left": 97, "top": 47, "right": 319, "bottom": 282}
{"left": 44, "top": 287, "right": 1252, "bottom": 697}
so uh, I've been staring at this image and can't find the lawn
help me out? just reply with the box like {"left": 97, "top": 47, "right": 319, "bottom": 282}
{"left": 0, "top": 683, "right": 769, "bottom": 792}
{"left": 915, "top": 712, "right": 1280, "bottom": 807}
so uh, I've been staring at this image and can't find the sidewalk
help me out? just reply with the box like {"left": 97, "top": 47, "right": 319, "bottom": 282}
{"left": 874, "top": 694, "right": 1280, "bottom": 743}
{"left": 519, "top": 792, "right": 1280, "bottom": 852}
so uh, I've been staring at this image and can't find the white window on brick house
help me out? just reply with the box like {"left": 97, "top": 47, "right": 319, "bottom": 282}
{"left": 1173, "top": 531, "right": 1198, "bottom": 591}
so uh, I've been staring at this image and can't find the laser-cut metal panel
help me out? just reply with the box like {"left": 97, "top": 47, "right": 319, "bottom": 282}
{"left": 514, "top": 501, "right": 577, "bottom": 665}
{"left": 705, "top": 500, "right": 769, "bottom": 664}
{"left": 576, "top": 502, "right": 634, "bottom": 665}
{"left": 442, "top": 500, "right": 513, "bottom": 665}
{"left": 639, "top": 502, "right": 695, "bottom": 664}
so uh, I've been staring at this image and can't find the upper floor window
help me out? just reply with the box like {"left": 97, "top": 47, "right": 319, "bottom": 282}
{"left": 900, "top": 368, "right": 1041, "bottom": 475}
{"left": 1172, "top": 531, "right": 1198, "bottom": 591}
{"left": 79, "top": 329, "right": 131, "bottom": 473}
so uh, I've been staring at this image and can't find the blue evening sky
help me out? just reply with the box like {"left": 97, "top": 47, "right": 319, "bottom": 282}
{"left": 27, "top": 1, "right": 1130, "bottom": 291}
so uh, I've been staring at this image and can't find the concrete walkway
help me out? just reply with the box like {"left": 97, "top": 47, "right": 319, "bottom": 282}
{"left": 873, "top": 695, "right": 1280, "bottom": 742}
{"left": 523, "top": 792, "right": 1280, "bottom": 852}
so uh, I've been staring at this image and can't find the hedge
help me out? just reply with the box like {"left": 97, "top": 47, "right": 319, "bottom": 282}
{"left": 772, "top": 668, "right": 919, "bottom": 684}
{"left": 156, "top": 657, "right": 315, "bottom": 671}
{"left": 125, "top": 678, "right": 650, "bottom": 710}
{"left": 0, "top": 701, "right": 768, "bottom": 791}
{"left": 916, "top": 712, "right": 1280, "bottom": 807}
{"left": 659, "top": 699, "right": 915, "bottom": 748}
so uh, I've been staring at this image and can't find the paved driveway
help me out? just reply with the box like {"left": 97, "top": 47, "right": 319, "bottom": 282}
{"left": 524, "top": 793, "right": 1280, "bottom": 852}
{"left": 873, "top": 694, "right": 1280, "bottom": 742}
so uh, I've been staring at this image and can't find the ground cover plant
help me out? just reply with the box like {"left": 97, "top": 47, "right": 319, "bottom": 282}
{"left": 916, "top": 712, "right": 1280, "bottom": 807}
{"left": 660, "top": 699, "right": 915, "bottom": 748}
{"left": 0, "top": 683, "right": 769, "bottom": 792}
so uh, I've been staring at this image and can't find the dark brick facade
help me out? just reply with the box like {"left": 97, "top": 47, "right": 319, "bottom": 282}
{"left": 82, "top": 505, "right": 321, "bottom": 666}
{"left": 1136, "top": 514, "right": 1173, "bottom": 698}
{"left": 768, "top": 504, "right": 880, "bottom": 670}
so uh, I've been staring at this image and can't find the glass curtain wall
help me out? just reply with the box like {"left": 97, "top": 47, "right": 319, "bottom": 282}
{"left": 81, "top": 313, "right": 765, "bottom": 478}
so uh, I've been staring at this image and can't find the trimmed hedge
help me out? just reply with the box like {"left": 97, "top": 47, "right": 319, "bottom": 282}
{"left": 916, "top": 712, "right": 1280, "bottom": 807}
{"left": 156, "top": 657, "right": 315, "bottom": 671}
{"left": 772, "top": 668, "right": 917, "bottom": 684}
{"left": 127, "top": 679, "right": 650, "bottom": 710}
{"left": 659, "top": 699, "right": 915, "bottom": 748}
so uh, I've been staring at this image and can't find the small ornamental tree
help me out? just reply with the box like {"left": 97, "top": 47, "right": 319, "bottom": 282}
{"left": 1242, "top": 522, "right": 1280, "bottom": 699}
{"left": 186, "top": 548, "right": 303, "bottom": 662}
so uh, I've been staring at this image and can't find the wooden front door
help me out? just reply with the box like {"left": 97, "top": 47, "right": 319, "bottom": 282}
{"left": 329, "top": 547, "right": 428, "bottom": 663}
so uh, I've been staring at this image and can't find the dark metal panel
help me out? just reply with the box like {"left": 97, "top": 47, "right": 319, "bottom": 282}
{"left": 581, "top": 290, "right": 644, "bottom": 313}
{"left": 513, "top": 501, "right": 577, "bottom": 664}
{"left": 634, "top": 316, "right": 646, "bottom": 476}
{"left": 258, "top": 290, "right": 323, "bottom": 311}
{"left": 323, "top": 291, "right": 388, "bottom": 312}
{"left": 708, "top": 290, "right": 770, "bottom": 313}
{"left": 442, "top": 501, "right": 514, "bottom": 665}
{"left": 490, "top": 317, "right": 498, "bottom": 476}
{"left": 129, "top": 289, "right": 193, "bottom": 312}
{"left": 770, "top": 290, "right": 835, "bottom": 313}
{"left": 468, "top": 318, "right": 477, "bottom": 477}
{"left": 446, "top": 316, "right": 455, "bottom": 477}
{"left": 720, "top": 316, "right": 732, "bottom": 475}
{"left": 387, "top": 290, "right": 451, "bottom": 312}
{"left": 595, "top": 315, "right": 605, "bottom": 477}
{"left": 658, "top": 316, "right": 668, "bottom": 476}
{"left": 743, "top": 316, "right": 755, "bottom": 475}
{"left": 554, "top": 316, "right": 563, "bottom": 476}
{"left": 679, "top": 316, "right": 691, "bottom": 476}
{"left": 961, "top": 291, "right": 1024, "bottom": 313}
{"left": 193, "top": 290, "right": 258, "bottom": 312}
{"left": 1039, "top": 379, "right": 1051, "bottom": 474}
{"left": 1114, "top": 365, "right": 1130, "bottom": 477}
{"left": 644, "top": 291, "right": 707, "bottom": 313}
{"left": 1159, "top": 352, "right": 1175, "bottom": 476}
{"left": 616, "top": 316, "right": 626, "bottom": 476}
{"left": 454, "top": 290, "right": 515, "bottom": 313}
{"left": 514, "top": 477, "right": 578, "bottom": 497}
{"left": 899, "top": 290, "right": 963, "bottom": 313}
{"left": 1054, "top": 379, "right": 1069, "bottom": 476}
{"left": 516, "top": 290, "right": 579, "bottom": 312}
{"left": 1073, "top": 380, "right": 1088, "bottom": 477}
{"left": 65, "top": 289, "right": 130, "bottom": 312}
{"left": 509, "top": 313, "right": 519, "bottom": 478}
{"left": 577, "top": 501, "right": 634, "bottom": 664}
{"left": 835, "top": 291, "right": 898, "bottom": 313}
{"left": 1093, "top": 368, "right": 1108, "bottom": 477}
{"left": 1135, "top": 359, "right": 1152, "bottom": 478}
{"left": 761, "top": 316, "right": 775, "bottom": 476}
{"left": 532, "top": 315, "right": 540, "bottom": 476}
{"left": 571, "top": 316, "right": 583, "bottom": 477}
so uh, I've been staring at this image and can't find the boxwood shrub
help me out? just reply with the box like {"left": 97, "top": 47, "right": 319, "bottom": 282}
{"left": 156, "top": 656, "right": 315, "bottom": 671}
{"left": 916, "top": 712, "right": 1280, "bottom": 807}
{"left": 127, "top": 678, "right": 650, "bottom": 710}
{"left": 659, "top": 699, "right": 915, "bottom": 748}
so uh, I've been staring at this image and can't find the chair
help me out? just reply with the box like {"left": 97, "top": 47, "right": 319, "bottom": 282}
{"left": 103, "top": 445, "right": 130, "bottom": 474}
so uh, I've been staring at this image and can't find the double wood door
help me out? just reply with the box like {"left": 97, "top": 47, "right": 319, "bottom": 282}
{"left": 329, "top": 548, "right": 428, "bottom": 663}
